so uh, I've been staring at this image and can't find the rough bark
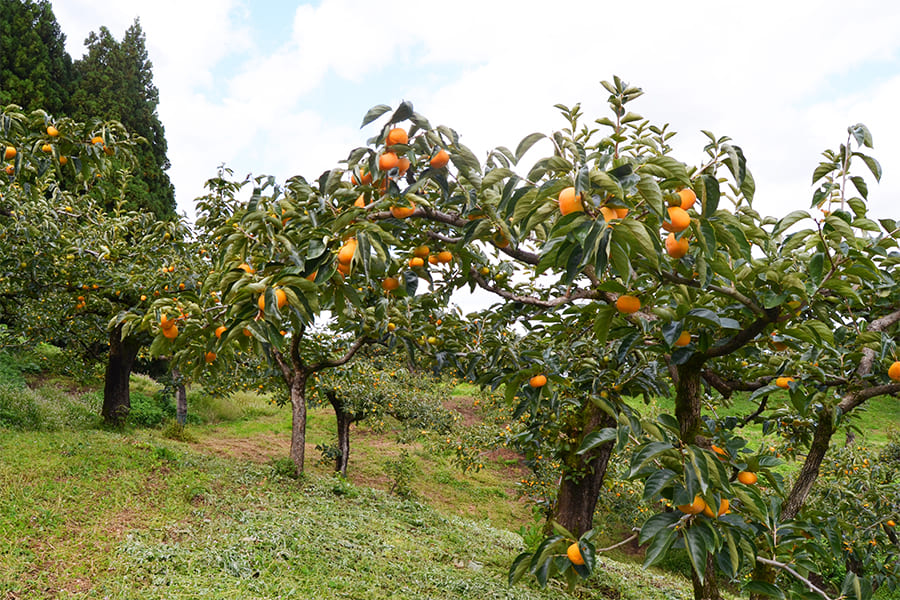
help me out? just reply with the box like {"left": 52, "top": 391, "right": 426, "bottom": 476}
{"left": 327, "top": 391, "right": 352, "bottom": 477}
{"left": 691, "top": 553, "right": 722, "bottom": 600}
{"left": 782, "top": 406, "right": 834, "bottom": 521}
{"left": 549, "top": 403, "right": 617, "bottom": 537}
{"left": 675, "top": 361, "right": 704, "bottom": 444}
{"left": 289, "top": 372, "right": 309, "bottom": 476}
{"left": 101, "top": 325, "right": 140, "bottom": 426}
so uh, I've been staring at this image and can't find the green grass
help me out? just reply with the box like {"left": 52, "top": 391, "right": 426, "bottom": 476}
{"left": 0, "top": 425, "right": 700, "bottom": 600}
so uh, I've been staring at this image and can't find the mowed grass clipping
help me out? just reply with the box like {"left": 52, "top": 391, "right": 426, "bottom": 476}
{"left": 0, "top": 424, "right": 699, "bottom": 600}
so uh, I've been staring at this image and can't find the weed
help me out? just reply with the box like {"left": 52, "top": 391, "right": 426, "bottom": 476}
{"left": 270, "top": 456, "right": 299, "bottom": 480}
{"left": 161, "top": 419, "right": 197, "bottom": 442}
{"left": 385, "top": 448, "right": 418, "bottom": 499}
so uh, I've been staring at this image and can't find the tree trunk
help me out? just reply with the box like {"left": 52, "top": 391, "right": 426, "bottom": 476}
{"left": 675, "top": 362, "right": 704, "bottom": 444}
{"left": 549, "top": 403, "right": 617, "bottom": 537}
{"left": 675, "top": 361, "right": 722, "bottom": 600}
{"left": 289, "top": 371, "right": 309, "bottom": 477}
{"left": 172, "top": 367, "right": 187, "bottom": 425}
{"left": 327, "top": 390, "right": 352, "bottom": 477}
{"left": 101, "top": 325, "right": 140, "bottom": 426}
{"left": 782, "top": 406, "right": 834, "bottom": 520}
{"left": 691, "top": 553, "right": 722, "bottom": 600}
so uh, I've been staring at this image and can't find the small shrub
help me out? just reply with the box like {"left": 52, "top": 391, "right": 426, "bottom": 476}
{"left": 315, "top": 442, "right": 341, "bottom": 469}
{"left": 0, "top": 353, "right": 27, "bottom": 388}
{"left": 161, "top": 419, "right": 198, "bottom": 442}
{"left": 385, "top": 448, "right": 418, "bottom": 499}
{"left": 127, "top": 391, "right": 169, "bottom": 427}
{"left": 271, "top": 456, "right": 299, "bottom": 480}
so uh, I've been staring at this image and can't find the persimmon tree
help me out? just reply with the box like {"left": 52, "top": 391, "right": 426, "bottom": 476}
{"left": 315, "top": 83, "right": 899, "bottom": 599}
{"left": 0, "top": 105, "right": 194, "bottom": 424}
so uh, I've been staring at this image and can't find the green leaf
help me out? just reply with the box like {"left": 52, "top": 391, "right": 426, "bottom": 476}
{"left": 390, "top": 101, "right": 414, "bottom": 124}
{"left": 809, "top": 252, "right": 824, "bottom": 286}
{"left": 514, "top": 133, "right": 546, "bottom": 163}
{"left": 642, "top": 469, "right": 677, "bottom": 503}
{"left": 639, "top": 511, "right": 681, "bottom": 545}
{"left": 592, "top": 303, "right": 615, "bottom": 346}
{"left": 848, "top": 123, "right": 873, "bottom": 148}
{"left": 629, "top": 442, "right": 674, "bottom": 477}
{"left": 360, "top": 104, "right": 391, "bottom": 128}
{"left": 699, "top": 174, "right": 720, "bottom": 218}
{"left": 643, "top": 527, "right": 676, "bottom": 569}
{"left": 550, "top": 520, "right": 576, "bottom": 540}
{"left": 636, "top": 174, "right": 665, "bottom": 218}
{"left": 577, "top": 428, "right": 617, "bottom": 454}
{"left": 772, "top": 210, "right": 811, "bottom": 237}
{"left": 683, "top": 525, "right": 708, "bottom": 584}
{"left": 508, "top": 552, "right": 532, "bottom": 586}
{"left": 854, "top": 152, "right": 882, "bottom": 181}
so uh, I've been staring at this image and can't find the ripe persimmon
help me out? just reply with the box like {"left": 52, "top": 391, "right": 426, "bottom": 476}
{"left": 775, "top": 376, "right": 795, "bottom": 389}
{"left": 379, "top": 152, "right": 399, "bottom": 171}
{"left": 665, "top": 233, "right": 689, "bottom": 258}
{"left": 386, "top": 127, "right": 408, "bottom": 146}
{"left": 205, "top": 351, "right": 217, "bottom": 364}
{"left": 674, "top": 331, "right": 691, "bottom": 347}
{"left": 737, "top": 471, "right": 758, "bottom": 485}
{"left": 215, "top": 325, "right": 227, "bottom": 339}
{"left": 436, "top": 250, "right": 453, "bottom": 264}
{"left": 567, "top": 542, "right": 585, "bottom": 565}
{"left": 677, "top": 495, "right": 707, "bottom": 515}
{"left": 338, "top": 238, "right": 357, "bottom": 264}
{"left": 677, "top": 188, "right": 697, "bottom": 210}
{"left": 529, "top": 374, "right": 547, "bottom": 388}
{"left": 662, "top": 206, "right": 691, "bottom": 233}
{"left": 4, "top": 146, "right": 16, "bottom": 160}
{"left": 409, "top": 257, "right": 425, "bottom": 267}
{"left": 413, "top": 245, "right": 430, "bottom": 258}
{"left": 702, "top": 498, "right": 730, "bottom": 518}
{"left": 382, "top": 277, "right": 400, "bottom": 291}
{"left": 889, "top": 361, "right": 900, "bottom": 381}
{"left": 558, "top": 187, "right": 583, "bottom": 216}
{"left": 390, "top": 202, "right": 416, "bottom": 219}
{"left": 616, "top": 295, "right": 641, "bottom": 314}
{"left": 430, "top": 149, "right": 450, "bottom": 169}
{"left": 47, "top": 125, "right": 59, "bottom": 137}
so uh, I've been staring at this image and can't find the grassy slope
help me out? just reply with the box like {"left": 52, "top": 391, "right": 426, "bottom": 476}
{"left": 0, "top": 386, "right": 701, "bottom": 600}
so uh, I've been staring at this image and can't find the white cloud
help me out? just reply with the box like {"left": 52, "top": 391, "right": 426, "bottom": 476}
{"left": 52, "top": 0, "right": 900, "bottom": 225}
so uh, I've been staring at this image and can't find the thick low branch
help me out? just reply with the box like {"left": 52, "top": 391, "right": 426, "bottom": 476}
{"left": 309, "top": 335, "right": 370, "bottom": 373}
{"left": 838, "top": 382, "right": 900, "bottom": 413}
{"left": 755, "top": 557, "right": 834, "bottom": 600}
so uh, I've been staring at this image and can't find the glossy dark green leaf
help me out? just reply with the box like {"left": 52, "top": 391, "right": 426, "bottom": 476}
{"left": 638, "top": 510, "right": 681, "bottom": 545}
{"left": 593, "top": 303, "right": 615, "bottom": 346}
{"left": 643, "top": 526, "right": 676, "bottom": 569}
{"left": 699, "top": 174, "right": 719, "bottom": 218}
{"left": 637, "top": 173, "right": 664, "bottom": 218}
{"left": 508, "top": 551, "right": 532, "bottom": 586}
{"left": 389, "top": 101, "right": 414, "bottom": 124}
{"left": 683, "top": 525, "right": 708, "bottom": 584}
{"left": 642, "top": 469, "right": 677, "bottom": 503}
{"left": 629, "top": 441, "right": 674, "bottom": 477}
{"left": 360, "top": 104, "right": 391, "bottom": 128}
{"left": 577, "top": 427, "right": 617, "bottom": 454}
{"left": 854, "top": 152, "right": 882, "bottom": 181}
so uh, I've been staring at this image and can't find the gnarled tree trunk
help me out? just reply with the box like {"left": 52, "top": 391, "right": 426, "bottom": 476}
{"left": 327, "top": 390, "right": 353, "bottom": 477}
{"left": 548, "top": 402, "right": 617, "bottom": 537}
{"left": 101, "top": 324, "right": 140, "bottom": 426}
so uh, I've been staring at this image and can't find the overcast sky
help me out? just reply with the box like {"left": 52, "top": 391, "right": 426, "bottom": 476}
{"left": 50, "top": 0, "right": 900, "bottom": 225}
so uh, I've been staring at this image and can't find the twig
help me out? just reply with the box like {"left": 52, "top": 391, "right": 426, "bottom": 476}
{"left": 596, "top": 531, "right": 639, "bottom": 553}
{"left": 755, "top": 556, "right": 834, "bottom": 600}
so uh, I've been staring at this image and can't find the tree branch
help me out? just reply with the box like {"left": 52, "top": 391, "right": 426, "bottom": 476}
{"left": 659, "top": 269, "right": 766, "bottom": 318}
{"left": 754, "top": 557, "right": 834, "bottom": 600}
{"left": 838, "top": 382, "right": 900, "bottom": 413}
{"left": 856, "top": 307, "right": 900, "bottom": 377}
{"left": 704, "top": 308, "right": 780, "bottom": 359}
{"left": 309, "top": 335, "right": 370, "bottom": 373}
{"left": 471, "top": 272, "right": 600, "bottom": 308}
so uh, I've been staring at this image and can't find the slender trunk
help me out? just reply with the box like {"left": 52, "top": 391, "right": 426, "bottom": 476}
{"left": 289, "top": 371, "right": 309, "bottom": 477}
{"left": 691, "top": 553, "right": 721, "bottom": 600}
{"left": 676, "top": 361, "right": 722, "bottom": 600}
{"left": 172, "top": 367, "right": 187, "bottom": 425}
{"left": 675, "top": 362, "right": 704, "bottom": 444}
{"left": 549, "top": 403, "right": 616, "bottom": 537}
{"left": 327, "top": 391, "right": 352, "bottom": 477}
{"left": 101, "top": 325, "right": 140, "bottom": 426}
{"left": 782, "top": 406, "right": 834, "bottom": 520}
